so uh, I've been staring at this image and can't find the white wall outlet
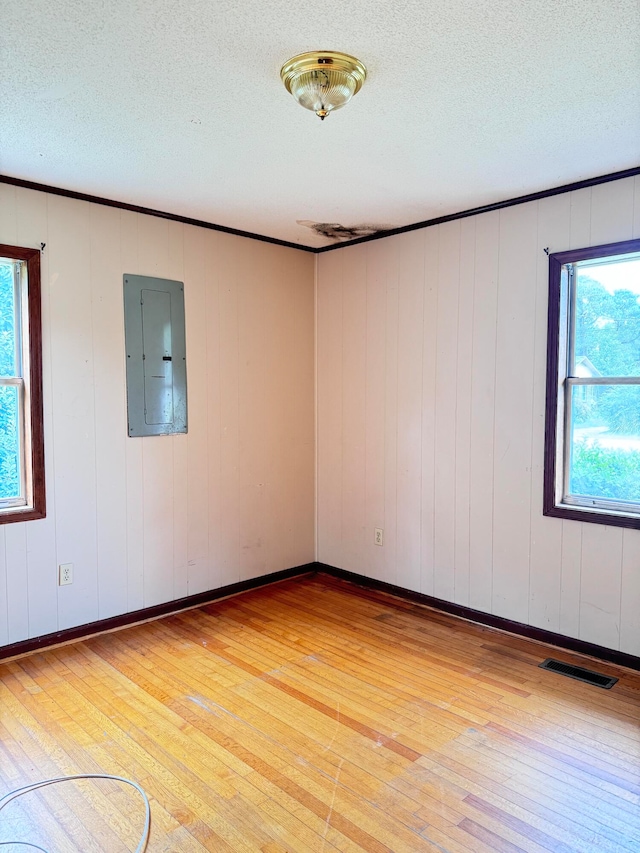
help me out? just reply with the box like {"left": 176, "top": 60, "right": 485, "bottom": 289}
{"left": 374, "top": 527, "right": 384, "bottom": 546}
{"left": 59, "top": 563, "right": 73, "bottom": 586}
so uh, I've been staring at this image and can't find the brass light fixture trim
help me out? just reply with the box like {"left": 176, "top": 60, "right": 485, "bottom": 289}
{"left": 280, "top": 51, "right": 367, "bottom": 120}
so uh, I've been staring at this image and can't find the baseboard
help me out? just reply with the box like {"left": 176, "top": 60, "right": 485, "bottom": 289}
{"left": 5, "top": 560, "right": 638, "bottom": 673}
{"left": 0, "top": 564, "right": 315, "bottom": 662}
{"left": 317, "top": 563, "right": 640, "bottom": 673}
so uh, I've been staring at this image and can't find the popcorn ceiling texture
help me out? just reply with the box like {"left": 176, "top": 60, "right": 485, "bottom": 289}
{"left": 1, "top": 0, "right": 638, "bottom": 247}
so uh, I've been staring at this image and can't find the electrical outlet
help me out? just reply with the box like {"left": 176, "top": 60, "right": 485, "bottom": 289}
{"left": 59, "top": 563, "right": 73, "bottom": 586}
{"left": 374, "top": 527, "right": 384, "bottom": 546}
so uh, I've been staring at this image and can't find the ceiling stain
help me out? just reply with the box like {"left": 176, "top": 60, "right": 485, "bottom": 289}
{"left": 297, "top": 220, "right": 389, "bottom": 242}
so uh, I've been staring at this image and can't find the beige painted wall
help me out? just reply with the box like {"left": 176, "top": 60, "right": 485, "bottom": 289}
{"left": 3, "top": 175, "right": 640, "bottom": 656}
{"left": 0, "top": 185, "right": 315, "bottom": 644}
{"left": 317, "top": 176, "right": 640, "bottom": 656}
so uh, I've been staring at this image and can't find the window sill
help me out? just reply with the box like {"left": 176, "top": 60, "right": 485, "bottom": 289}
{"left": 543, "top": 499, "right": 640, "bottom": 530}
{"left": 0, "top": 505, "right": 46, "bottom": 525}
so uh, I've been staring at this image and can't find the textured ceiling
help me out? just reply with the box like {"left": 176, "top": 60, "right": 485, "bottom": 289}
{"left": 2, "top": 0, "right": 639, "bottom": 248}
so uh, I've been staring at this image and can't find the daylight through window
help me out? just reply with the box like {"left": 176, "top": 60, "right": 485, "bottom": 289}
{"left": 0, "top": 244, "right": 45, "bottom": 523}
{"left": 544, "top": 238, "right": 640, "bottom": 528}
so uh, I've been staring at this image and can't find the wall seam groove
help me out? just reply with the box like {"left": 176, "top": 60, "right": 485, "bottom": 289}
{"left": 490, "top": 212, "right": 501, "bottom": 616}
{"left": 314, "top": 252, "right": 319, "bottom": 562}
{"left": 89, "top": 203, "right": 100, "bottom": 621}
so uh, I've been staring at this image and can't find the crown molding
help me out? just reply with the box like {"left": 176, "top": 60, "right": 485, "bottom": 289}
{"left": 316, "top": 166, "right": 640, "bottom": 252}
{"left": 0, "top": 174, "right": 315, "bottom": 253}
{"left": 3, "top": 166, "right": 639, "bottom": 254}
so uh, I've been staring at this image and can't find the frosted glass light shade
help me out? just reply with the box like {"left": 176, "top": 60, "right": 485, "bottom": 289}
{"left": 281, "top": 51, "right": 367, "bottom": 120}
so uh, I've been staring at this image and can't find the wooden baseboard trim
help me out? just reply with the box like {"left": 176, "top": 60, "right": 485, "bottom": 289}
{"left": 317, "top": 563, "right": 640, "bottom": 672}
{"left": 5, "top": 561, "right": 637, "bottom": 672}
{"left": 0, "top": 564, "right": 315, "bottom": 661}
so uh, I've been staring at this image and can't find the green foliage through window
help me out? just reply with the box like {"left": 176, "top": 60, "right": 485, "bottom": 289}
{"left": 575, "top": 270, "right": 640, "bottom": 378}
{"left": 571, "top": 443, "right": 640, "bottom": 503}
{"left": 0, "top": 385, "right": 20, "bottom": 499}
{"left": 0, "top": 261, "right": 20, "bottom": 500}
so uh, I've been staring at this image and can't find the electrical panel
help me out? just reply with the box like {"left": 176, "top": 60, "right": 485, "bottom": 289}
{"left": 123, "top": 274, "right": 187, "bottom": 436}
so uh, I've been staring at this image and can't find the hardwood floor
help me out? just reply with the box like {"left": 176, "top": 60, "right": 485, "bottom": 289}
{"left": 0, "top": 572, "right": 639, "bottom": 852}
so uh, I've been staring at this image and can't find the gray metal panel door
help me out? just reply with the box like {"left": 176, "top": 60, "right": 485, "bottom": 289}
{"left": 124, "top": 274, "right": 187, "bottom": 436}
{"left": 142, "top": 288, "right": 174, "bottom": 425}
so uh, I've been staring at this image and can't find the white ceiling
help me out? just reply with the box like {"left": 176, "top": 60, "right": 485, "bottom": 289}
{"left": 2, "top": 0, "right": 639, "bottom": 248}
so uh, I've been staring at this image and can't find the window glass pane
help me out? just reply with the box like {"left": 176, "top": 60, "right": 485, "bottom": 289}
{"left": 569, "top": 383, "right": 640, "bottom": 503}
{"left": 0, "top": 384, "right": 21, "bottom": 500}
{"left": 573, "top": 257, "right": 640, "bottom": 378}
{"left": 0, "top": 261, "right": 17, "bottom": 378}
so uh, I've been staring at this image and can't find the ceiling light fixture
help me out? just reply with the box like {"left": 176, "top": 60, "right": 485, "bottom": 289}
{"left": 280, "top": 51, "right": 367, "bottom": 120}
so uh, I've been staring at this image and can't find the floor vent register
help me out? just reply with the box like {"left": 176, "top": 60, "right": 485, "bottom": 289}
{"left": 538, "top": 658, "right": 618, "bottom": 689}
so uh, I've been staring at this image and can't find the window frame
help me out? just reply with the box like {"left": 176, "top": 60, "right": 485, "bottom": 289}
{"left": 0, "top": 244, "right": 45, "bottom": 524}
{"left": 544, "top": 237, "right": 640, "bottom": 529}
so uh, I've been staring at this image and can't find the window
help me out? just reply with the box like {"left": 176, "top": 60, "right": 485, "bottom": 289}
{"left": 544, "top": 238, "right": 640, "bottom": 528}
{"left": 0, "top": 244, "right": 45, "bottom": 523}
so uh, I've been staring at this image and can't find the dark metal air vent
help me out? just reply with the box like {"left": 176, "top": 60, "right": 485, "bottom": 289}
{"left": 539, "top": 658, "right": 618, "bottom": 689}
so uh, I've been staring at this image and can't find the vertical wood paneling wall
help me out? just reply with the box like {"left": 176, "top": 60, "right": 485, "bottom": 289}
{"left": 0, "top": 185, "right": 315, "bottom": 645}
{"left": 317, "top": 175, "right": 640, "bottom": 656}
{"left": 3, "top": 175, "right": 640, "bottom": 657}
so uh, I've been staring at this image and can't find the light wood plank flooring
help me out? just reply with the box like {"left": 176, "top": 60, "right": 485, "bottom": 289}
{"left": 0, "top": 573, "right": 639, "bottom": 852}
